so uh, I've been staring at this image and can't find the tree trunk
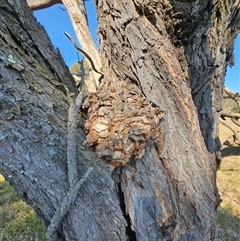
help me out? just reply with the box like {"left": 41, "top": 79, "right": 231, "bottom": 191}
{"left": 0, "top": 0, "right": 239, "bottom": 241}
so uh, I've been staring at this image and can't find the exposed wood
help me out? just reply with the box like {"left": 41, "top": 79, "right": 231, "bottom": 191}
{"left": 61, "top": 0, "right": 102, "bottom": 88}
{"left": 27, "top": 0, "right": 62, "bottom": 11}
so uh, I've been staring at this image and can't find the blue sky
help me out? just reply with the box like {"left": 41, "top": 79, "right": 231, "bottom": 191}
{"left": 34, "top": 3, "right": 240, "bottom": 92}
{"left": 225, "top": 34, "right": 240, "bottom": 92}
{"left": 33, "top": 2, "right": 98, "bottom": 66}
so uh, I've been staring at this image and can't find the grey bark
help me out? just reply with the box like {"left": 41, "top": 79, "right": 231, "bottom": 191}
{"left": 0, "top": 0, "right": 240, "bottom": 241}
{"left": 0, "top": 1, "right": 126, "bottom": 240}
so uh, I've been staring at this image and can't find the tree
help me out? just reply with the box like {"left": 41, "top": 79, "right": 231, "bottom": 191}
{"left": 220, "top": 88, "right": 240, "bottom": 144}
{"left": 0, "top": 0, "right": 240, "bottom": 240}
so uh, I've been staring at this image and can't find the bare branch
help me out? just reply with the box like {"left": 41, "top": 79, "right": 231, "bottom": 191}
{"left": 46, "top": 89, "right": 92, "bottom": 240}
{"left": 28, "top": 0, "right": 103, "bottom": 88}
{"left": 46, "top": 167, "right": 93, "bottom": 241}
{"left": 64, "top": 32, "right": 104, "bottom": 87}
{"left": 231, "top": 118, "right": 240, "bottom": 127}
{"left": 67, "top": 90, "right": 85, "bottom": 187}
{"left": 224, "top": 88, "right": 240, "bottom": 107}
{"left": 219, "top": 118, "right": 240, "bottom": 144}
{"left": 62, "top": 0, "right": 102, "bottom": 87}
{"left": 221, "top": 111, "right": 240, "bottom": 119}
{"left": 27, "top": 0, "right": 62, "bottom": 11}
{"left": 67, "top": 93, "right": 79, "bottom": 187}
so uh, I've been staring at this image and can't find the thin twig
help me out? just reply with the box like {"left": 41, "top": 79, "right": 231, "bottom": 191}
{"left": 67, "top": 93, "right": 78, "bottom": 187}
{"left": 64, "top": 32, "right": 104, "bottom": 78}
{"left": 46, "top": 167, "right": 93, "bottom": 241}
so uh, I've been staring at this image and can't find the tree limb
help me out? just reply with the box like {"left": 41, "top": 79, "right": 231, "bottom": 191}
{"left": 28, "top": 0, "right": 103, "bottom": 88}
{"left": 62, "top": 0, "right": 102, "bottom": 88}
{"left": 231, "top": 118, "right": 240, "bottom": 127}
{"left": 219, "top": 118, "right": 240, "bottom": 144}
{"left": 46, "top": 167, "right": 93, "bottom": 241}
{"left": 46, "top": 88, "right": 91, "bottom": 240}
{"left": 67, "top": 93, "right": 79, "bottom": 187}
{"left": 27, "top": 0, "right": 62, "bottom": 11}
{"left": 67, "top": 88, "right": 86, "bottom": 187}
{"left": 64, "top": 32, "right": 104, "bottom": 87}
{"left": 224, "top": 88, "right": 240, "bottom": 108}
{"left": 221, "top": 111, "right": 240, "bottom": 119}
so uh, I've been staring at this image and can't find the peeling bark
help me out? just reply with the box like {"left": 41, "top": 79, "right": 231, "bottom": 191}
{"left": 1, "top": 0, "right": 240, "bottom": 240}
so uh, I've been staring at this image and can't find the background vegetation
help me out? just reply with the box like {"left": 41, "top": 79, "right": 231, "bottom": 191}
{"left": 0, "top": 175, "right": 46, "bottom": 241}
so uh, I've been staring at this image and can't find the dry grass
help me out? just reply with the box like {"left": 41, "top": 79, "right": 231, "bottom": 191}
{"left": 216, "top": 118, "right": 240, "bottom": 241}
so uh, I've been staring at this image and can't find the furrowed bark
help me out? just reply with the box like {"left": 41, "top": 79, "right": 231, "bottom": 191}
{"left": 1, "top": 0, "right": 240, "bottom": 240}
{"left": 96, "top": 0, "right": 240, "bottom": 240}
{"left": 46, "top": 167, "right": 93, "bottom": 241}
{"left": 0, "top": 1, "right": 127, "bottom": 240}
{"left": 97, "top": 0, "right": 217, "bottom": 240}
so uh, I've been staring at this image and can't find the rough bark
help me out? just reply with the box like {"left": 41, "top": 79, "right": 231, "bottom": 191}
{"left": 1, "top": 0, "right": 240, "bottom": 241}
{"left": 0, "top": 1, "right": 126, "bottom": 240}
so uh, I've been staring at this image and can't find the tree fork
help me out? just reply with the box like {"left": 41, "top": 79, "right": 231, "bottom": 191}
{"left": 27, "top": 0, "right": 103, "bottom": 88}
{"left": 2, "top": 0, "right": 240, "bottom": 240}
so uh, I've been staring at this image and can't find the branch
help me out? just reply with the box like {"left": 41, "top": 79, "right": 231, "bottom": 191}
{"left": 219, "top": 118, "right": 240, "bottom": 144}
{"left": 231, "top": 118, "right": 240, "bottom": 127}
{"left": 221, "top": 111, "right": 240, "bottom": 119}
{"left": 46, "top": 167, "right": 93, "bottom": 241}
{"left": 27, "top": 0, "right": 62, "bottom": 11}
{"left": 64, "top": 32, "right": 104, "bottom": 86}
{"left": 67, "top": 90, "right": 85, "bottom": 187}
{"left": 224, "top": 88, "right": 240, "bottom": 107}
{"left": 28, "top": 0, "right": 103, "bottom": 87}
{"left": 62, "top": 0, "right": 102, "bottom": 87}
{"left": 46, "top": 89, "right": 91, "bottom": 240}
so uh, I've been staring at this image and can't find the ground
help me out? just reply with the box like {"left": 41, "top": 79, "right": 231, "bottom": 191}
{"left": 216, "top": 118, "right": 240, "bottom": 241}
{"left": 0, "top": 119, "right": 239, "bottom": 240}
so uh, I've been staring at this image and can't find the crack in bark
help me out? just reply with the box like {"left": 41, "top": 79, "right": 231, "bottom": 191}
{"left": 118, "top": 183, "right": 136, "bottom": 241}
